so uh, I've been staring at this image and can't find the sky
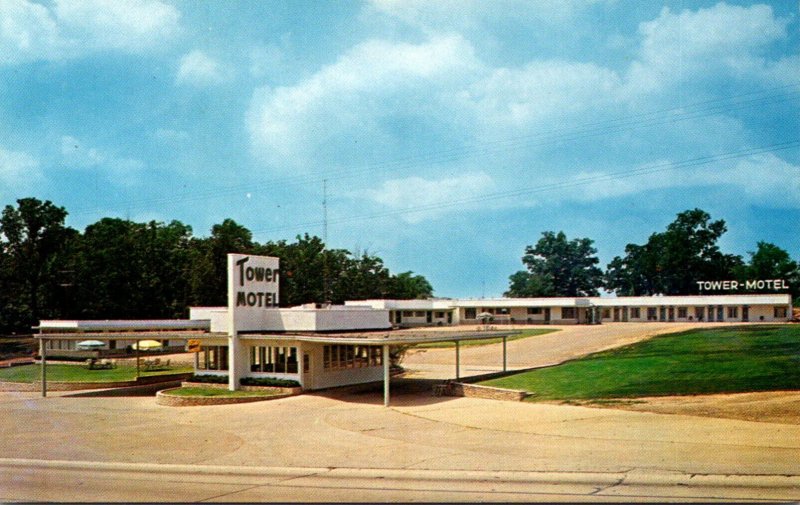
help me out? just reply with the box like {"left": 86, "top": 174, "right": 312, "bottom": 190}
{"left": 1, "top": 0, "right": 798, "bottom": 299}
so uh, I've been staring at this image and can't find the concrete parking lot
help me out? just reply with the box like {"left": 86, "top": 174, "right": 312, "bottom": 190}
{"left": 1, "top": 322, "right": 798, "bottom": 502}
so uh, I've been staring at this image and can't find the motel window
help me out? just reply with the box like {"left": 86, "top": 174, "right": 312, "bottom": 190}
{"left": 249, "top": 346, "right": 297, "bottom": 374}
{"left": 198, "top": 345, "right": 229, "bottom": 371}
{"left": 403, "top": 311, "right": 414, "bottom": 316}
{"left": 465, "top": 308, "right": 477, "bottom": 319}
{"left": 774, "top": 307, "right": 788, "bottom": 318}
{"left": 562, "top": 307, "right": 576, "bottom": 319}
{"left": 647, "top": 308, "right": 657, "bottom": 321}
{"left": 727, "top": 307, "right": 738, "bottom": 319}
{"left": 527, "top": 307, "right": 542, "bottom": 315}
{"left": 413, "top": 311, "right": 425, "bottom": 318}
{"left": 369, "top": 347, "right": 382, "bottom": 366}
{"left": 324, "top": 345, "right": 382, "bottom": 371}
{"left": 435, "top": 311, "right": 445, "bottom": 318}
{"left": 602, "top": 309, "right": 611, "bottom": 319}
{"left": 678, "top": 307, "right": 688, "bottom": 319}
{"left": 630, "top": 308, "right": 641, "bottom": 319}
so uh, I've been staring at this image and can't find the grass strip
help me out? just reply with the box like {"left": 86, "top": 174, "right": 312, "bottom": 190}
{"left": 0, "top": 364, "right": 192, "bottom": 383}
{"left": 481, "top": 325, "right": 800, "bottom": 401}
{"left": 167, "top": 387, "right": 278, "bottom": 397}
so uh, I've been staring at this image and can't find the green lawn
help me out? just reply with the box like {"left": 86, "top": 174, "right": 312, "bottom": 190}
{"left": 0, "top": 364, "right": 192, "bottom": 383}
{"left": 167, "top": 387, "right": 278, "bottom": 397}
{"left": 481, "top": 325, "right": 800, "bottom": 401}
{"left": 415, "top": 328, "right": 559, "bottom": 349}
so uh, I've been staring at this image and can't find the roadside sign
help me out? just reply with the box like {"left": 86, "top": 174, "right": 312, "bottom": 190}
{"left": 187, "top": 339, "right": 202, "bottom": 353}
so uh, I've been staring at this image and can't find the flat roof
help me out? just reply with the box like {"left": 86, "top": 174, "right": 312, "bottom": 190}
{"left": 35, "top": 330, "right": 210, "bottom": 340}
{"left": 35, "top": 328, "right": 521, "bottom": 345}
{"left": 238, "top": 328, "right": 521, "bottom": 345}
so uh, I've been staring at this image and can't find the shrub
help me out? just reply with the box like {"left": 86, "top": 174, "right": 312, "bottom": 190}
{"left": 189, "top": 374, "right": 229, "bottom": 384}
{"left": 240, "top": 377, "right": 300, "bottom": 388}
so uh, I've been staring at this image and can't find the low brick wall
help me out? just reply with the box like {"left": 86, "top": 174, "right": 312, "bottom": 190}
{"left": 156, "top": 386, "right": 299, "bottom": 407}
{"left": 181, "top": 381, "right": 302, "bottom": 395}
{"left": 444, "top": 382, "right": 530, "bottom": 401}
{"left": 0, "top": 373, "right": 192, "bottom": 392}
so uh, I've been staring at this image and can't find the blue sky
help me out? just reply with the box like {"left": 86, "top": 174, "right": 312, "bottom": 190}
{"left": 1, "top": 0, "right": 798, "bottom": 298}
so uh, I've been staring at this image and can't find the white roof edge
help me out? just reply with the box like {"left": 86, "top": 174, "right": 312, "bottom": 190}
{"left": 344, "top": 294, "right": 791, "bottom": 309}
{"left": 39, "top": 319, "right": 211, "bottom": 331}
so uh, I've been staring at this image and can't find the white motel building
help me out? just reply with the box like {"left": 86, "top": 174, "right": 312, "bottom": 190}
{"left": 36, "top": 254, "right": 793, "bottom": 404}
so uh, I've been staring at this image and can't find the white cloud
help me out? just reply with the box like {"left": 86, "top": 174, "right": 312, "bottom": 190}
{"left": 538, "top": 153, "right": 800, "bottom": 208}
{"left": 0, "top": 0, "right": 62, "bottom": 64}
{"left": 0, "top": 0, "right": 180, "bottom": 64}
{"left": 0, "top": 146, "right": 43, "bottom": 191}
{"left": 465, "top": 61, "right": 621, "bottom": 131}
{"left": 61, "top": 135, "right": 145, "bottom": 186}
{"left": 625, "top": 3, "right": 789, "bottom": 94}
{"left": 247, "top": 34, "right": 481, "bottom": 168}
{"left": 176, "top": 50, "right": 228, "bottom": 86}
{"left": 366, "top": 172, "right": 495, "bottom": 223}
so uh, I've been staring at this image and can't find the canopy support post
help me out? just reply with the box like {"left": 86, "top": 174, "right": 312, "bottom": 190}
{"left": 455, "top": 340, "right": 460, "bottom": 380}
{"left": 502, "top": 335, "right": 507, "bottom": 372}
{"left": 40, "top": 338, "right": 47, "bottom": 398}
{"left": 383, "top": 344, "right": 390, "bottom": 407}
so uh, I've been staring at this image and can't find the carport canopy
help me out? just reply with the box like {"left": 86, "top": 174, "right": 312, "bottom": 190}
{"left": 35, "top": 325, "right": 521, "bottom": 405}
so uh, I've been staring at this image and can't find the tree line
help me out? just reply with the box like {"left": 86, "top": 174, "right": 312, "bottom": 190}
{"left": 507, "top": 208, "right": 799, "bottom": 304}
{"left": 0, "top": 198, "right": 432, "bottom": 334}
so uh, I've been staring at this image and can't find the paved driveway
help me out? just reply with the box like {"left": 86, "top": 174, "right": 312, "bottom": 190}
{"left": 403, "top": 322, "right": 744, "bottom": 378}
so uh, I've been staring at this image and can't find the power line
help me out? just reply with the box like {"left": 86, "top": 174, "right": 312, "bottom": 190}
{"left": 66, "top": 82, "right": 800, "bottom": 218}
{"left": 247, "top": 139, "right": 800, "bottom": 237}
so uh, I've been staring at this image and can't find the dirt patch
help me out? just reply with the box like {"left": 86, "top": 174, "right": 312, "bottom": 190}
{"left": 565, "top": 391, "right": 800, "bottom": 425}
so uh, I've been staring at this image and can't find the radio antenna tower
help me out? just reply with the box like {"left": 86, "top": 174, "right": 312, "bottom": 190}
{"left": 322, "top": 179, "right": 330, "bottom": 304}
{"left": 323, "top": 179, "right": 328, "bottom": 245}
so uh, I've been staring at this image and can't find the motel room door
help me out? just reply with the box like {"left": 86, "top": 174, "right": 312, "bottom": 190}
{"left": 544, "top": 308, "right": 551, "bottom": 322}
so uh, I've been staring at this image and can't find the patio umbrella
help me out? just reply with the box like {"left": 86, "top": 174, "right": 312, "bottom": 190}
{"left": 76, "top": 340, "right": 105, "bottom": 350}
{"left": 131, "top": 340, "right": 163, "bottom": 351}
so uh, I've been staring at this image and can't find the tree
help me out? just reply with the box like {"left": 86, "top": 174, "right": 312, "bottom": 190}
{"left": 605, "top": 209, "right": 743, "bottom": 295}
{"left": 189, "top": 219, "right": 255, "bottom": 307}
{"left": 387, "top": 271, "right": 433, "bottom": 299}
{"left": 74, "top": 218, "right": 194, "bottom": 319}
{"left": 0, "top": 198, "right": 71, "bottom": 328}
{"left": 738, "top": 242, "right": 799, "bottom": 301}
{"left": 507, "top": 231, "right": 603, "bottom": 297}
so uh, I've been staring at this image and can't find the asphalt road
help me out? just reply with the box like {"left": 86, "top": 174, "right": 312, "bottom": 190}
{"left": 3, "top": 458, "right": 798, "bottom": 502}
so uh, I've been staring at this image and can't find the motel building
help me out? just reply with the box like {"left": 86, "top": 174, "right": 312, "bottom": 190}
{"left": 347, "top": 293, "right": 792, "bottom": 326}
{"left": 36, "top": 254, "right": 792, "bottom": 405}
